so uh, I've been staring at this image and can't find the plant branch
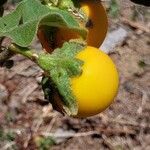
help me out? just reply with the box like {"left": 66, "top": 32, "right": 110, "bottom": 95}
{"left": 8, "top": 44, "right": 39, "bottom": 61}
{"left": 0, "top": 44, "right": 39, "bottom": 67}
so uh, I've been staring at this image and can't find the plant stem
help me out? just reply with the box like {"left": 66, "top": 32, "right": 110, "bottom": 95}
{"left": 8, "top": 44, "right": 39, "bottom": 61}
{"left": 0, "top": 44, "right": 40, "bottom": 67}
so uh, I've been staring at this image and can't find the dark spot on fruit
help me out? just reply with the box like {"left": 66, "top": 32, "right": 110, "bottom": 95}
{"left": 85, "top": 19, "right": 93, "bottom": 28}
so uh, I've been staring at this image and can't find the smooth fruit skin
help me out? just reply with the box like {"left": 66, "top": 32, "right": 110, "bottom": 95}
{"left": 80, "top": 0, "right": 108, "bottom": 47}
{"left": 71, "top": 47, "right": 119, "bottom": 117}
{"left": 53, "top": 1, "right": 108, "bottom": 48}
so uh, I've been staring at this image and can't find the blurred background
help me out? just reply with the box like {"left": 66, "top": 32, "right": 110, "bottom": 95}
{"left": 0, "top": 0, "right": 150, "bottom": 149}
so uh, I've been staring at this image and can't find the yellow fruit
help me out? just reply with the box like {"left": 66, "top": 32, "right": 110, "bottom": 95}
{"left": 55, "top": 0, "right": 108, "bottom": 48}
{"left": 80, "top": 0, "right": 108, "bottom": 47}
{"left": 71, "top": 46, "right": 119, "bottom": 117}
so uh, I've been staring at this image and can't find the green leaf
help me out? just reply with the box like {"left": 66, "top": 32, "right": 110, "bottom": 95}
{"left": 109, "top": 0, "right": 119, "bottom": 18}
{"left": 57, "top": 0, "right": 74, "bottom": 9}
{"left": 39, "top": 42, "right": 85, "bottom": 115}
{"left": 35, "top": 136, "right": 55, "bottom": 150}
{"left": 0, "top": 0, "right": 87, "bottom": 47}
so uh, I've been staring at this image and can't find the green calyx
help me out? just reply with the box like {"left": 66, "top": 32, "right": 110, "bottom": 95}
{"left": 45, "top": 0, "right": 87, "bottom": 23}
{"left": 58, "top": 0, "right": 74, "bottom": 9}
{"left": 0, "top": 0, "right": 87, "bottom": 116}
{"left": 44, "top": 0, "right": 76, "bottom": 9}
{"left": 38, "top": 42, "right": 86, "bottom": 115}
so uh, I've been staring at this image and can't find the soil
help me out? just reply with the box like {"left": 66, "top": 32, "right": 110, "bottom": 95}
{"left": 0, "top": 1, "right": 150, "bottom": 150}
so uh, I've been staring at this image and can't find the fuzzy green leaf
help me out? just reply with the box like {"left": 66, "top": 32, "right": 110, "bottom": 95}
{"left": 38, "top": 42, "right": 85, "bottom": 115}
{"left": 0, "top": 0, "right": 87, "bottom": 47}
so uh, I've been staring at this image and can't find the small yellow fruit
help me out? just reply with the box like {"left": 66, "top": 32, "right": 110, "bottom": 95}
{"left": 55, "top": 1, "right": 108, "bottom": 48}
{"left": 80, "top": 0, "right": 108, "bottom": 47}
{"left": 71, "top": 46, "right": 119, "bottom": 117}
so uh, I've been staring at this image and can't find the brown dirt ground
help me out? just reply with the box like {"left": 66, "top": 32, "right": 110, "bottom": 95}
{"left": 0, "top": 1, "right": 150, "bottom": 150}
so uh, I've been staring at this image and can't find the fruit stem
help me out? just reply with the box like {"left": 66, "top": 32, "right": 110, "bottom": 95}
{"left": 7, "top": 44, "right": 55, "bottom": 72}
{"left": 8, "top": 44, "right": 39, "bottom": 61}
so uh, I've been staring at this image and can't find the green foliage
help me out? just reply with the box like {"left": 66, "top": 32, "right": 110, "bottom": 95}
{"left": 109, "top": 0, "right": 119, "bottom": 18}
{"left": 0, "top": 0, "right": 87, "bottom": 116}
{"left": 138, "top": 60, "right": 147, "bottom": 68}
{"left": 36, "top": 136, "right": 55, "bottom": 150}
{"left": 9, "top": 0, "right": 21, "bottom": 4}
{"left": 0, "top": 0, "right": 87, "bottom": 47}
{"left": 0, "top": 128, "right": 16, "bottom": 142}
{"left": 5, "top": 111, "right": 14, "bottom": 122}
{"left": 57, "top": 0, "right": 74, "bottom": 9}
{"left": 40, "top": 42, "right": 85, "bottom": 115}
